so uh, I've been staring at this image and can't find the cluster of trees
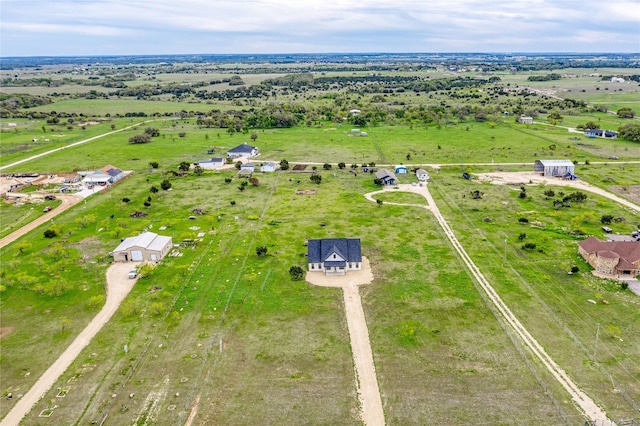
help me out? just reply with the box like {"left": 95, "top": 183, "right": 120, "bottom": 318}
{"left": 129, "top": 127, "right": 160, "bottom": 144}
{"left": 527, "top": 73, "right": 562, "bottom": 82}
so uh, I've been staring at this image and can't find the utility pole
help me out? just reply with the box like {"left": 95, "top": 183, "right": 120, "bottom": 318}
{"left": 593, "top": 323, "right": 600, "bottom": 363}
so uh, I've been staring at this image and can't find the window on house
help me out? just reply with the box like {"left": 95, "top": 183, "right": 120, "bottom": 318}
{"left": 333, "top": 254, "right": 336, "bottom": 259}
{"left": 311, "top": 264, "right": 314, "bottom": 269}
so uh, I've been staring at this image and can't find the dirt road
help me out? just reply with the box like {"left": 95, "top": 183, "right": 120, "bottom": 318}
{"left": 0, "top": 121, "right": 153, "bottom": 172}
{"left": 0, "top": 194, "right": 83, "bottom": 249}
{"left": 476, "top": 171, "right": 640, "bottom": 213}
{"left": 306, "top": 258, "right": 385, "bottom": 426}
{"left": 364, "top": 184, "right": 613, "bottom": 423}
{"left": 0, "top": 262, "right": 138, "bottom": 426}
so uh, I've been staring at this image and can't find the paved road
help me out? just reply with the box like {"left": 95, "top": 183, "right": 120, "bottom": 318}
{"left": 0, "top": 262, "right": 138, "bottom": 426}
{"left": 0, "top": 195, "right": 83, "bottom": 249}
{"left": 364, "top": 184, "right": 613, "bottom": 423}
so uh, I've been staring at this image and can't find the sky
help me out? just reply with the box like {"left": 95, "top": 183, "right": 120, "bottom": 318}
{"left": 1, "top": 0, "right": 639, "bottom": 57}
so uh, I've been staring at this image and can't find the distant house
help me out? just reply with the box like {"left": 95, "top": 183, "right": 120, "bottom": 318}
{"left": 197, "top": 157, "right": 225, "bottom": 169}
{"left": 100, "top": 164, "right": 125, "bottom": 183}
{"left": 261, "top": 162, "right": 277, "bottom": 172}
{"left": 240, "top": 163, "right": 255, "bottom": 172}
{"left": 307, "top": 238, "right": 362, "bottom": 275}
{"left": 238, "top": 169, "right": 252, "bottom": 177}
{"left": 349, "top": 109, "right": 361, "bottom": 115}
{"left": 375, "top": 169, "right": 397, "bottom": 185}
{"left": 7, "top": 122, "right": 17, "bottom": 127}
{"left": 81, "top": 171, "right": 111, "bottom": 188}
{"left": 416, "top": 168, "right": 430, "bottom": 181}
{"left": 534, "top": 159, "right": 575, "bottom": 177}
{"left": 585, "top": 129, "right": 618, "bottom": 139}
{"left": 578, "top": 237, "right": 640, "bottom": 278}
{"left": 395, "top": 165, "right": 408, "bottom": 174}
{"left": 112, "top": 232, "right": 173, "bottom": 262}
{"left": 518, "top": 115, "right": 534, "bottom": 124}
{"left": 227, "top": 143, "right": 258, "bottom": 158}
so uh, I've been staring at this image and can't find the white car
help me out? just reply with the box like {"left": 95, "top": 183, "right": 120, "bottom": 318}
{"left": 128, "top": 269, "right": 138, "bottom": 279}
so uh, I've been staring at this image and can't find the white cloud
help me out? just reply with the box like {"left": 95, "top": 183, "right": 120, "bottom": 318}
{"left": 1, "top": 0, "right": 638, "bottom": 55}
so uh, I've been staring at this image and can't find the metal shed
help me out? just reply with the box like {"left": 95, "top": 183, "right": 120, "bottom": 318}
{"left": 534, "top": 159, "right": 575, "bottom": 177}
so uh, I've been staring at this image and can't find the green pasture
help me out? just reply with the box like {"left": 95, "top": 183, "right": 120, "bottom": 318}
{"left": 0, "top": 198, "right": 61, "bottom": 239}
{"left": 2, "top": 161, "right": 639, "bottom": 423}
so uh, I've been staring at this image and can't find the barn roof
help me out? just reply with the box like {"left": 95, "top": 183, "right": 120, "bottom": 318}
{"left": 114, "top": 232, "right": 172, "bottom": 252}
{"left": 228, "top": 143, "right": 257, "bottom": 154}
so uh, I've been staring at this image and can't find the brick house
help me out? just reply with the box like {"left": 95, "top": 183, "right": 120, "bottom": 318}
{"left": 578, "top": 237, "right": 640, "bottom": 278}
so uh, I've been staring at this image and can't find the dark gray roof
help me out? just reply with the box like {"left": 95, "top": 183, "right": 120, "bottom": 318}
{"left": 104, "top": 167, "right": 123, "bottom": 177}
{"left": 308, "top": 238, "right": 362, "bottom": 263}
{"left": 228, "top": 143, "right": 257, "bottom": 153}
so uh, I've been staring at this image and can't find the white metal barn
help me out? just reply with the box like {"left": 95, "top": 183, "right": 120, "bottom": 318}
{"left": 112, "top": 232, "right": 173, "bottom": 262}
{"left": 534, "top": 159, "right": 575, "bottom": 177}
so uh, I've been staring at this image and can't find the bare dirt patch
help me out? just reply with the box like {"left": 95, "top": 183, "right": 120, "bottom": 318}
{"left": 292, "top": 164, "right": 308, "bottom": 171}
{"left": 295, "top": 189, "right": 316, "bottom": 195}
{"left": 0, "top": 327, "right": 14, "bottom": 339}
{"left": 609, "top": 185, "right": 640, "bottom": 204}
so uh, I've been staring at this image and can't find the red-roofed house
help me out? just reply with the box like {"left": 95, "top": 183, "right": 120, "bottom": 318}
{"left": 578, "top": 237, "right": 640, "bottom": 278}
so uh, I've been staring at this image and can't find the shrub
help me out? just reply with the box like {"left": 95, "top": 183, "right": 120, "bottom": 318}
{"left": 128, "top": 134, "right": 151, "bottom": 144}
{"left": 601, "top": 214, "right": 614, "bottom": 224}
{"left": 150, "top": 186, "right": 159, "bottom": 193}
{"left": 122, "top": 197, "right": 130, "bottom": 203}
{"left": 225, "top": 177, "right": 232, "bottom": 184}
{"left": 518, "top": 217, "right": 529, "bottom": 223}
{"left": 621, "top": 282, "right": 629, "bottom": 290}
{"left": 149, "top": 161, "right": 159, "bottom": 169}
{"left": 518, "top": 233, "right": 526, "bottom": 241}
{"left": 521, "top": 242, "right": 537, "bottom": 251}
{"left": 144, "top": 127, "right": 160, "bottom": 137}
{"left": 289, "top": 265, "right": 305, "bottom": 281}
{"left": 323, "top": 163, "right": 332, "bottom": 170}
{"left": 160, "top": 179, "right": 172, "bottom": 190}
{"left": 256, "top": 246, "right": 268, "bottom": 257}
{"left": 44, "top": 229, "right": 57, "bottom": 238}
{"left": 230, "top": 200, "right": 236, "bottom": 206}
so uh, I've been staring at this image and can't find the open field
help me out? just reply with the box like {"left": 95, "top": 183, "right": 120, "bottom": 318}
{"left": 1, "top": 56, "right": 640, "bottom": 425}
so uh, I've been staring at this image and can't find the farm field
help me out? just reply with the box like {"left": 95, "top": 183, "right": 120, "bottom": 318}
{"left": 1, "top": 55, "right": 640, "bottom": 425}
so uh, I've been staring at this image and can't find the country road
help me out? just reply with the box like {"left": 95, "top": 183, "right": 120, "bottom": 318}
{"left": 365, "top": 183, "right": 613, "bottom": 423}
{"left": 0, "top": 262, "right": 138, "bottom": 426}
{"left": 0, "top": 194, "right": 83, "bottom": 249}
{"left": 0, "top": 120, "right": 156, "bottom": 172}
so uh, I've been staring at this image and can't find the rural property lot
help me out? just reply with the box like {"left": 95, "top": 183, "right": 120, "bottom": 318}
{"left": 1, "top": 55, "right": 640, "bottom": 425}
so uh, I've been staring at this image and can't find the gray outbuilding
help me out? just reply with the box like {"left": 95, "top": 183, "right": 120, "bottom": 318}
{"left": 534, "top": 159, "right": 575, "bottom": 177}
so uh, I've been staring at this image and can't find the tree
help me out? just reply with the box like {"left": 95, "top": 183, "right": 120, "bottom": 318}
{"left": 543, "top": 189, "right": 555, "bottom": 199}
{"left": 250, "top": 132, "right": 258, "bottom": 142}
{"left": 178, "top": 161, "right": 191, "bottom": 172}
{"left": 110, "top": 124, "right": 116, "bottom": 131}
{"left": 618, "top": 124, "right": 640, "bottom": 142}
{"left": 279, "top": 159, "right": 290, "bottom": 170}
{"left": 194, "top": 165, "right": 203, "bottom": 176}
{"left": 547, "top": 111, "right": 563, "bottom": 125}
{"left": 129, "top": 134, "right": 151, "bottom": 144}
{"left": 149, "top": 161, "right": 159, "bottom": 169}
{"left": 224, "top": 177, "right": 232, "bottom": 184}
{"left": 59, "top": 316, "right": 71, "bottom": 332}
{"left": 376, "top": 199, "right": 383, "bottom": 207}
{"left": 323, "top": 163, "right": 332, "bottom": 170}
{"left": 160, "top": 179, "right": 172, "bottom": 190}
{"left": 518, "top": 186, "right": 527, "bottom": 199}
{"left": 338, "top": 162, "right": 346, "bottom": 169}
{"left": 601, "top": 214, "right": 614, "bottom": 224}
{"left": 289, "top": 265, "right": 305, "bottom": 281}
{"left": 373, "top": 178, "right": 383, "bottom": 186}
{"left": 150, "top": 185, "right": 159, "bottom": 193}
{"left": 310, "top": 174, "right": 322, "bottom": 184}
{"left": 144, "top": 127, "right": 160, "bottom": 137}
{"left": 617, "top": 107, "right": 635, "bottom": 118}
{"left": 44, "top": 229, "right": 57, "bottom": 238}
{"left": 235, "top": 161, "right": 243, "bottom": 170}
{"left": 15, "top": 241, "right": 31, "bottom": 254}
{"left": 256, "top": 246, "right": 268, "bottom": 257}
{"left": 249, "top": 177, "right": 259, "bottom": 186}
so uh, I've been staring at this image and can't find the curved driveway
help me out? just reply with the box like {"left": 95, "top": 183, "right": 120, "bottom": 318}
{"left": 364, "top": 184, "right": 612, "bottom": 423}
{"left": 0, "top": 262, "right": 138, "bottom": 426}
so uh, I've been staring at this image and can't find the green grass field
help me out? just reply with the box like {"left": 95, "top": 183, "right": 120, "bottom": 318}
{"left": 2, "top": 62, "right": 640, "bottom": 425}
